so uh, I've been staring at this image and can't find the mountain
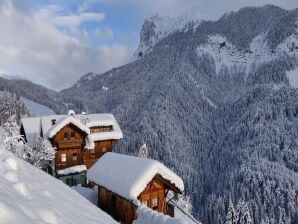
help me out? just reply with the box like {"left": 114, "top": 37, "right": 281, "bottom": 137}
{"left": 0, "top": 77, "right": 67, "bottom": 114}
{"left": 0, "top": 73, "right": 27, "bottom": 80}
{"left": 60, "top": 5, "right": 298, "bottom": 223}
{"left": 134, "top": 8, "right": 204, "bottom": 59}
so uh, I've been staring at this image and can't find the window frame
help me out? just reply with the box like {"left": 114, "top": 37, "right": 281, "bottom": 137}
{"left": 152, "top": 197, "right": 158, "bottom": 210}
{"left": 61, "top": 153, "right": 67, "bottom": 162}
{"left": 70, "top": 131, "right": 75, "bottom": 140}
{"left": 73, "top": 153, "right": 77, "bottom": 161}
{"left": 64, "top": 132, "right": 69, "bottom": 141}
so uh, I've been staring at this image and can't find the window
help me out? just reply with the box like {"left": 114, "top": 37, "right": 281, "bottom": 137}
{"left": 142, "top": 200, "right": 148, "bottom": 207}
{"left": 90, "top": 148, "right": 95, "bottom": 157}
{"left": 71, "top": 132, "right": 75, "bottom": 140}
{"left": 152, "top": 197, "right": 158, "bottom": 210}
{"left": 64, "top": 132, "right": 69, "bottom": 141}
{"left": 102, "top": 147, "right": 106, "bottom": 153}
{"left": 61, "top": 153, "right": 66, "bottom": 162}
{"left": 73, "top": 153, "right": 77, "bottom": 161}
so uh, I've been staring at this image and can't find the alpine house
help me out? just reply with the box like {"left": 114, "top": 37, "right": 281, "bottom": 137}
{"left": 20, "top": 110, "right": 123, "bottom": 186}
{"left": 87, "top": 152, "right": 184, "bottom": 224}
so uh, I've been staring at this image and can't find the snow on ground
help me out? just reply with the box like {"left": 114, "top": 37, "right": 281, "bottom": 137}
{"left": 20, "top": 97, "right": 56, "bottom": 116}
{"left": 87, "top": 152, "right": 184, "bottom": 205}
{"left": 174, "top": 207, "right": 201, "bottom": 224}
{"left": 0, "top": 149, "right": 117, "bottom": 224}
{"left": 57, "top": 165, "right": 87, "bottom": 176}
{"left": 72, "top": 186, "right": 98, "bottom": 206}
{"left": 197, "top": 33, "right": 298, "bottom": 75}
{"left": 132, "top": 205, "right": 188, "bottom": 224}
{"left": 287, "top": 68, "right": 298, "bottom": 88}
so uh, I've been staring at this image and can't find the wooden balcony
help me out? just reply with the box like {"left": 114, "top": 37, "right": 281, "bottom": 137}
{"left": 57, "top": 140, "right": 82, "bottom": 149}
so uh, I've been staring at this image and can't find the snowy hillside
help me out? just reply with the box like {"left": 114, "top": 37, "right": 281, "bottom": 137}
{"left": 20, "top": 97, "right": 56, "bottom": 116}
{"left": 0, "top": 149, "right": 117, "bottom": 224}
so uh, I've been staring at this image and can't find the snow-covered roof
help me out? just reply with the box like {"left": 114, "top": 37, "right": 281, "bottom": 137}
{"left": 20, "top": 112, "right": 123, "bottom": 147}
{"left": 87, "top": 153, "right": 184, "bottom": 204}
{"left": 57, "top": 165, "right": 87, "bottom": 176}
{"left": 20, "top": 117, "right": 41, "bottom": 144}
{"left": 47, "top": 116, "right": 90, "bottom": 138}
{"left": 0, "top": 149, "right": 117, "bottom": 224}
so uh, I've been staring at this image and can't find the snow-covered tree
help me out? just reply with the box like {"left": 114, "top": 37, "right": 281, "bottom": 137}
{"left": 176, "top": 194, "right": 193, "bottom": 215}
{"left": 226, "top": 198, "right": 237, "bottom": 224}
{"left": 138, "top": 144, "right": 149, "bottom": 158}
{"left": 2, "top": 115, "right": 27, "bottom": 159}
{"left": 26, "top": 137, "right": 55, "bottom": 169}
{"left": 2, "top": 115, "right": 54, "bottom": 169}
{"left": 237, "top": 201, "right": 253, "bottom": 224}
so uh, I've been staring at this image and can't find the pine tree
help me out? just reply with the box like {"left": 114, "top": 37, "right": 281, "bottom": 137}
{"left": 239, "top": 202, "right": 253, "bottom": 224}
{"left": 138, "top": 144, "right": 149, "bottom": 158}
{"left": 226, "top": 198, "right": 237, "bottom": 224}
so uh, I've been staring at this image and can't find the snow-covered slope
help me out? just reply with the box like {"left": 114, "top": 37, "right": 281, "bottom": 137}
{"left": 0, "top": 149, "right": 117, "bottom": 224}
{"left": 20, "top": 97, "right": 56, "bottom": 116}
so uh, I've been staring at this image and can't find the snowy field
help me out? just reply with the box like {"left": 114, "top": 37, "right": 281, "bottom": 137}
{"left": 20, "top": 97, "right": 56, "bottom": 116}
{"left": 0, "top": 149, "right": 117, "bottom": 224}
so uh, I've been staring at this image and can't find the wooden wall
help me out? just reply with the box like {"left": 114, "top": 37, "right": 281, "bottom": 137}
{"left": 98, "top": 186, "right": 137, "bottom": 224}
{"left": 96, "top": 176, "right": 176, "bottom": 223}
{"left": 84, "top": 140, "right": 116, "bottom": 168}
{"left": 138, "top": 177, "right": 168, "bottom": 215}
{"left": 52, "top": 124, "right": 86, "bottom": 170}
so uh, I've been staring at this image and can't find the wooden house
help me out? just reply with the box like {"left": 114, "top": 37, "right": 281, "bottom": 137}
{"left": 20, "top": 111, "right": 123, "bottom": 186}
{"left": 87, "top": 152, "right": 184, "bottom": 224}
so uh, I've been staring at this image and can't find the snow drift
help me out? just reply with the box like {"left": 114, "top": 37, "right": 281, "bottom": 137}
{"left": 0, "top": 149, "right": 117, "bottom": 224}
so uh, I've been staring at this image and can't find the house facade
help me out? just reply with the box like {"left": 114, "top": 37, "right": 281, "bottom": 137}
{"left": 20, "top": 111, "right": 123, "bottom": 186}
{"left": 87, "top": 152, "right": 184, "bottom": 224}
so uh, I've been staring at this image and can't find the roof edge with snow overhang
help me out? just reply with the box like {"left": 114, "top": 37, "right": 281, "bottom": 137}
{"left": 47, "top": 116, "right": 90, "bottom": 139}
{"left": 87, "top": 152, "right": 184, "bottom": 205}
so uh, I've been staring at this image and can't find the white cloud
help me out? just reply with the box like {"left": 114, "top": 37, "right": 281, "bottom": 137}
{"left": 93, "top": 26, "right": 114, "bottom": 41}
{"left": 78, "top": 0, "right": 97, "bottom": 13}
{"left": 36, "top": 5, "right": 105, "bottom": 28}
{"left": 0, "top": 1, "right": 130, "bottom": 90}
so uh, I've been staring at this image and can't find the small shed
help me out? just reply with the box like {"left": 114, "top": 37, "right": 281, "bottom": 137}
{"left": 87, "top": 152, "right": 184, "bottom": 224}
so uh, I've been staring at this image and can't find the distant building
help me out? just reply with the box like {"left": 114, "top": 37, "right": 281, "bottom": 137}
{"left": 87, "top": 152, "right": 184, "bottom": 224}
{"left": 20, "top": 111, "right": 123, "bottom": 186}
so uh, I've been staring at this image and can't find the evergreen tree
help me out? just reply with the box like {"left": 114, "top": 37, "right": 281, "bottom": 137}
{"left": 226, "top": 198, "right": 237, "bottom": 224}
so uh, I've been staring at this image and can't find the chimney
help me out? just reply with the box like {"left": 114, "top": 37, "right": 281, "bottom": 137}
{"left": 68, "top": 110, "right": 76, "bottom": 116}
{"left": 51, "top": 119, "right": 56, "bottom": 125}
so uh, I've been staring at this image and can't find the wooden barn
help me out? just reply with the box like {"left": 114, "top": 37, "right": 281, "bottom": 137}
{"left": 20, "top": 111, "right": 123, "bottom": 186}
{"left": 87, "top": 152, "right": 184, "bottom": 224}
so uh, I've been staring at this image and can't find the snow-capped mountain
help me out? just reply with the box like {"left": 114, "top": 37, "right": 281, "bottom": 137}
{"left": 134, "top": 8, "right": 205, "bottom": 59}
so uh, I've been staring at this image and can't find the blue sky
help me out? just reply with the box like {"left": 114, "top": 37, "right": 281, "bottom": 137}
{"left": 0, "top": 0, "right": 298, "bottom": 90}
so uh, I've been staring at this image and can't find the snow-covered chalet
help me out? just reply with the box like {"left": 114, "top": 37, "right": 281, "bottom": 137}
{"left": 87, "top": 152, "right": 184, "bottom": 224}
{"left": 20, "top": 110, "right": 123, "bottom": 186}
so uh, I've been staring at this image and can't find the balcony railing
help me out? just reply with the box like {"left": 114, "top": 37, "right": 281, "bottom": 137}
{"left": 57, "top": 140, "right": 82, "bottom": 149}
